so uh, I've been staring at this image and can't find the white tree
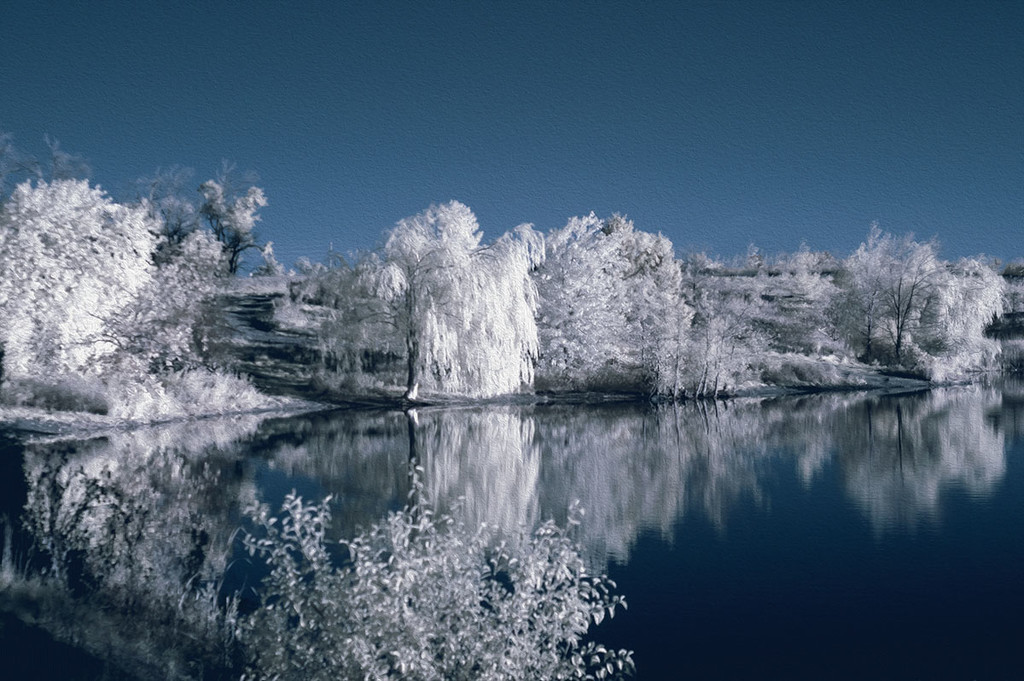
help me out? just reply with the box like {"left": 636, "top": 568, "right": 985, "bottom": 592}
{"left": 101, "top": 229, "right": 226, "bottom": 373}
{"left": 0, "top": 131, "right": 90, "bottom": 196}
{"left": 138, "top": 165, "right": 201, "bottom": 250}
{"left": 534, "top": 213, "right": 686, "bottom": 392}
{"left": 675, "top": 259, "right": 768, "bottom": 398}
{"left": 0, "top": 179, "right": 157, "bottom": 378}
{"left": 322, "top": 201, "right": 544, "bottom": 399}
{"left": 199, "top": 177, "right": 267, "bottom": 275}
{"left": 43, "top": 134, "right": 91, "bottom": 181}
{"left": 839, "top": 225, "right": 943, "bottom": 365}
{"left": 917, "top": 257, "right": 1004, "bottom": 379}
{"left": 139, "top": 163, "right": 268, "bottom": 276}
{"left": 0, "top": 129, "right": 29, "bottom": 195}
{"left": 767, "top": 245, "right": 842, "bottom": 355}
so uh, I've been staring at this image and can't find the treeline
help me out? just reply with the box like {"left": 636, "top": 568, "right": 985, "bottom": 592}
{"left": 0, "top": 133, "right": 1016, "bottom": 412}
{"left": 289, "top": 202, "right": 1010, "bottom": 399}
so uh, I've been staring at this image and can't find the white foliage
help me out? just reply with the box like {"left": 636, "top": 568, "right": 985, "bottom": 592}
{"left": 103, "top": 230, "right": 225, "bottom": 373}
{"left": 0, "top": 180, "right": 157, "bottom": 376}
{"left": 673, "top": 270, "right": 768, "bottom": 398}
{"left": 251, "top": 240, "right": 285, "bottom": 277}
{"left": 920, "top": 257, "right": 1004, "bottom": 380}
{"left": 0, "top": 180, "right": 255, "bottom": 421}
{"left": 320, "top": 201, "right": 544, "bottom": 398}
{"left": 242, "top": 491, "right": 633, "bottom": 681}
{"left": 199, "top": 179, "right": 267, "bottom": 273}
{"left": 836, "top": 225, "right": 1004, "bottom": 378}
{"left": 840, "top": 225, "right": 942, "bottom": 364}
{"left": 138, "top": 165, "right": 200, "bottom": 245}
{"left": 387, "top": 202, "right": 543, "bottom": 398}
{"left": 535, "top": 213, "right": 685, "bottom": 392}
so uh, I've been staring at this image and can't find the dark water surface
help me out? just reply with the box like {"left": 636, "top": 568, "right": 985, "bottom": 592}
{"left": 2, "top": 382, "right": 1023, "bottom": 679}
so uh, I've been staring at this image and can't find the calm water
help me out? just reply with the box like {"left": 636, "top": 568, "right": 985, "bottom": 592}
{"left": 3, "top": 382, "right": 1024, "bottom": 679}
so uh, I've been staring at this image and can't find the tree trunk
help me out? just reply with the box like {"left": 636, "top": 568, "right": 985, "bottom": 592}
{"left": 404, "top": 289, "right": 420, "bottom": 400}
{"left": 405, "top": 333, "right": 420, "bottom": 400}
{"left": 864, "top": 315, "right": 873, "bottom": 361}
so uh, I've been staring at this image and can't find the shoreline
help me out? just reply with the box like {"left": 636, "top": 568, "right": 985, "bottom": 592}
{"left": 2, "top": 364, "right": 1009, "bottom": 441}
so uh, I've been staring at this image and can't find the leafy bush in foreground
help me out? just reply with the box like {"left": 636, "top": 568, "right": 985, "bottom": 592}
{"left": 241, "top": 491, "right": 634, "bottom": 680}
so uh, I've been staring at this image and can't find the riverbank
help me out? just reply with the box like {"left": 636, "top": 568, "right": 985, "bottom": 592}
{"left": 0, "top": 356, "right": 954, "bottom": 439}
{"left": 0, "top": 398, "right": 323, "bottom": 441}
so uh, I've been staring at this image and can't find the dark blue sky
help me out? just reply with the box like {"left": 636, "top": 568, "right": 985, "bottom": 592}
{"left": 1, "top": 1, "right": 1020, "bottom": 268}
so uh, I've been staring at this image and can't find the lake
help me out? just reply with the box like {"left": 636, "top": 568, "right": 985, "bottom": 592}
{"left": 2, "top": 381, "right": 1023, "bottom": 679}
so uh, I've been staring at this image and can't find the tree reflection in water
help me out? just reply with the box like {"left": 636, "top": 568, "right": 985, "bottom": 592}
{"left": 4, "top": 382, "right": 1020, "bottom": 678}
{"left": 399, "top": 387, "right": 1011, "bottom": 563}
{"left": 837, "top": 386, "right": 1006, "bottom": 533}
{"left": 244, "top": 385, "right": 1014, "bottom": 568}
{"left": 13, "top": 416, "right": 264, "bottom": 678}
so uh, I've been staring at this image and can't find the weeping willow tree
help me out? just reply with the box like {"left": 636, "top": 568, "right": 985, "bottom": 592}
{"left": 329, "top": 201, "right": 544, "bottom": 399}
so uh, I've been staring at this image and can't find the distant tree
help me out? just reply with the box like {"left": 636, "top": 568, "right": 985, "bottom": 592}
{"left": 250, "top": 240, "right": 286, "bottom": 277}
{"left": 830, "top": 266, "right": 884, "bottom": 362}
{"left": 43, "top": 134, "right": 91, "bottom": 181}
{"left": 137, "top": 165, "right": 201, "bottom": 250}
{"left": 838, "top": 225, "right": 943, "bottom": 364}
{"left": 323, "top": 201, "right": 543, "bottom": 399}
{"left": 294, "top": 255, "right": 385, "bottom": 383}
{"left": 768, "top": 245, "right": 842, "bottom": 355}
{"left": 139, "top": 161, "right": 267, "bottom": 274}
{"left": 916, "top": 257, "right": 1004, "bottom": 379}
{"left": 0, "top": 131, "right": 90, "bottom": 195}
{"left": 199, "top": 167, "right": 267, "bottom": 275}
{"left": 676, "top": 259, "right": 768, "bottom": 398}
{"left": 0, "top": 130, "right": 26, "bottom": 195}
{"left": 1001, "top": 260, "right": 1024, "bottom": 315}
{"left": 293, "top": 255, "right": 329, "bottom": 277}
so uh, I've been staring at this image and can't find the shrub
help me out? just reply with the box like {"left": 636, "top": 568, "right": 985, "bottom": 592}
{"left": 106, "top": 369, "right": 278, "bottom": 421}
{"left": 0, "top": 375, "right": 110, "bottom": 414}
{"left": 241, "top": 491, "right": 634, "bottom": 680}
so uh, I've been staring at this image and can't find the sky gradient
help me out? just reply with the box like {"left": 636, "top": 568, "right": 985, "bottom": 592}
{"left": 1, "top": 1, "right": 1021, "bottom": 270}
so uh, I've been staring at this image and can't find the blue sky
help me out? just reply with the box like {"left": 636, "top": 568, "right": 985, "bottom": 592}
{"left": 1, "top": 1, "right": 1020, "bottom": 269}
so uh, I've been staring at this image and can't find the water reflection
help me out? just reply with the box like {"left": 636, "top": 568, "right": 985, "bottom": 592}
{"left": 837, "top": 387, "right": 1006, "bottom": 532}
{"left": 411, "top": 386, "right": 1014, "bottom": 561}
{"left": 533, "top": 398, "right": 835, "bottom": 562}
{"left": 7, "top": 382, "right": 1021, "bottom": 676}
{"left": 14, "top": 385, "right": 1017, "bottom": 580}
{"left": 247, "top": 410, "right": 412, "bottom": 539}
{"left": 21, "top": 416, "right": 264, "bottom": 599}
{"left": 13, "top": 416, "right": 264, "bottom": 678}
{"left": 414, "top": 407, "right": 541, "bottom": 534}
